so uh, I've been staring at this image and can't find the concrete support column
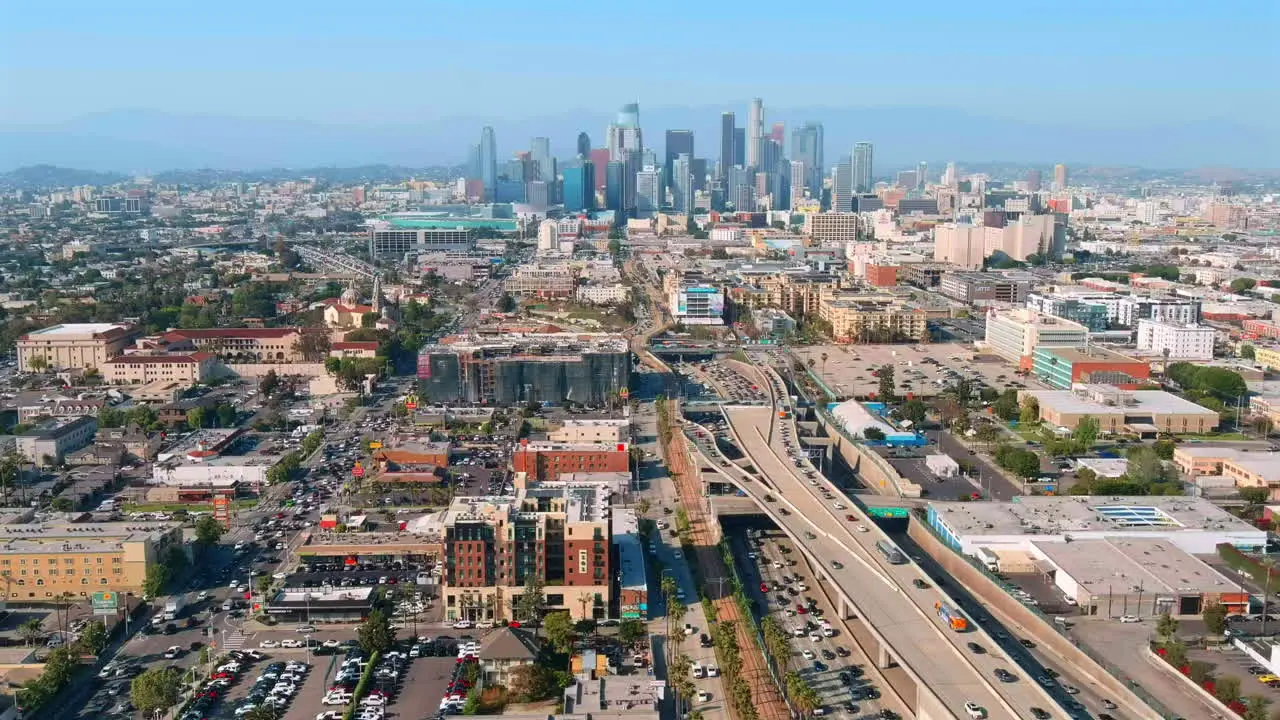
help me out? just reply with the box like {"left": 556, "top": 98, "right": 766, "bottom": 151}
{"left": 838, "top": 595, "right": 854, "bottom": 620}
{"left": 877, "top": 643, "right": 893, "bottom": 669}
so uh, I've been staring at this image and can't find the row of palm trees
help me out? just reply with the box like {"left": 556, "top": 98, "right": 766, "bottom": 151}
{"left": 761, "top": 616, "right": 821, "bottom": 716}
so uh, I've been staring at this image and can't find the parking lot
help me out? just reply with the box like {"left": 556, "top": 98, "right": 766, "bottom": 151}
{"left": 787, "top": 344, "right": 1050, "bottom": 401}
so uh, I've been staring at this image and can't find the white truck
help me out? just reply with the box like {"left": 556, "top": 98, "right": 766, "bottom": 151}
{"left": 163, "top": 596, "right": 187, "bottom": 621}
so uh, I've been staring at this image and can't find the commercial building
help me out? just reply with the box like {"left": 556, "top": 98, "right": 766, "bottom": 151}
{"left": 898, "top": 262, "right": 951, "bottom": 289}
{"left": 1026, "top": 293, "right": 1109, "bottom": 331}
{"left": 576, "top": 284, "right": 629, "bottom": 305}
{"left": 804, "top": 213, "right": 861, "bottom": 244}
{"left": 504, "top": 263, "right": 575, "bottom": 298}
{"left": 16, "top": 416, "right": 98, "bottom": 467}
{"left": 101, "top": 353, "right": 215, "bottom": 386}
{"left": 728, "top": 270, "right": 841, "bottom": 317}
{"left": 670, "top": 284, "right": 725, "bottom": 326}
{"left": 548, "top": 419, "right": 629, "bottom": 445}
{"left": 1019, "top": 385, "right": 1220, "bottom": 435}
{"left": 417, "top": 333, "right": 630, "bottom": 406}
{"left": 983, "top": 308, "right": 1087, "bottom": 369}
{"left": 864, "top": 264, "right": 898, "bottom": 287}
{"left": 1031, "top": 346, "right": 1151, "bottom": 390}
{"left": 939, "top": 272, "right": 1032, "bottom": 306}
{"left": 752, "top": 308, "right": 797, "bottom": 337}
{"left": 1135, "top": 319, "right": 1215, "bottom": 361}
{"left": 926, "top": 496, "right": 1261, "bottom": 617}
{"left": 159, "top": 327, "right": 306, "bottom": 364}
{"left": 818, "top": 295, "right": 927, "bottom": 344}
{"left": 151, "top": 428, "right": 275, "bottom": 493}
{"left": 442, "top": 485, "right": 613, "bottom": 622}
{"left": 17, "top": 323, "right": 140, "bottom": 373}
{"left": 933, "top": 224, "right": 985, "bottom": 270}
{"left": 613, "top": 508, "right": 648, "bottom": 620}
{"left": 0, "top": 520, "right": 184, "bottom": 601}
{"left": 511, "top": 441, "right": 629, "bottom": 483}
{"left": 369, "top": 226, "right": 476, "bottom": 258}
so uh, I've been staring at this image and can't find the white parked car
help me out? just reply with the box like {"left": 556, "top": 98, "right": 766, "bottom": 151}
{"left": 453, "top": 620, "right": 473, "bottom": 629}
{"left": 260, "top": 640, "right": 281, "bottom": 648}
{"left": 801, "top": 649, "right": 815, "bottom": 660}
{"left": 281, "top": 639, "right": 304, "bottom": 648}
{"left": 1119, "top": 615, "right": 1141, "bottom": 623}
{"left": 964, "top": 701, "right": 987, "bottom": 719}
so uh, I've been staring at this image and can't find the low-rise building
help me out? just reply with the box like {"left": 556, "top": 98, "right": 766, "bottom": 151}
{"left": 548, "top": 419, "right": 629, "bottom": 445}
{"left": 1020, "top": 385, "right": 1219, "bottom": 436}
{"left": 1135, "top": 319, "right": 1215, "bottom": 361}
{"left": 940, "top": 272, "right": 1032, "bottom": 306}
{"left": 817, "top": 294, "right": 927, "bottom": 343}
{"left": 478, "top": 628, "right": 542, "bottom": 686}
{"left": 576, "top": 283, "right": 629, "bottom": 305}
{"left": 17, "top": 323, "right": 140, "bottom": 373}
{"left": 1031, "top": 346, "right": 1151, "bottom": 390}
{"left": 101, "top": 353, "right": 215, "bottom": 385}
{"left": 752, "top": 308, "right": 796, "bottom": 337}
{"left": 984, "top": 308, "right": 1087, "bottom": 369}
{"left": 158, "top": 328, "right": 306, "bottom": 364}
{"left": 0, "top": 520, "right": 184, "bottom": 600}
{"left": 504, "top": 263, "right": 575, "bottom": 298}
{"left": 511, "top": 441, "right": 629, "bottom": 483}
{"left": 16, "top": 416, "right": 98, "bottom": 467}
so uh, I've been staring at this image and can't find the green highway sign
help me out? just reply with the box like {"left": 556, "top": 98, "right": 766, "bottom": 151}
{"left": 865, "top": 507, "right": 910, "bottom": 519}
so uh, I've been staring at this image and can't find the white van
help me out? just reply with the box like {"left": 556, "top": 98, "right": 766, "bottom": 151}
{"left": 691, "top": 663, "right": 705, "bottom": 679}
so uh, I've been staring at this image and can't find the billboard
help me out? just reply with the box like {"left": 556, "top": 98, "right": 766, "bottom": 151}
{"left": 91, "top": 591, "right": 119, "bottom": 615}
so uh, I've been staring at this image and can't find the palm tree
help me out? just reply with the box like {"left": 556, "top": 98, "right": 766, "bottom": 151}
{"left": 18, "top": 618, "right": 43, "bottom": 647}
{"left": 820, "top": 352, "right": 829, "bottom": 380}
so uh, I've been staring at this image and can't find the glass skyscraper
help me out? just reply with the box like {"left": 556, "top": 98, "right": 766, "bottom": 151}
{"left": 563, "top": 163, "right": 593, "bottom": 212}
{"left": 479, "top": 127, "right": 497, "bottom": 202}
{"left": 852, "top": 142, "right": 874, "bottom": 194}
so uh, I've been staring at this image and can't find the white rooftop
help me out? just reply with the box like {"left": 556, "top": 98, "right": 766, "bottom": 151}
{"left": 29, "top": 323, "right": 127, "bottom": 336}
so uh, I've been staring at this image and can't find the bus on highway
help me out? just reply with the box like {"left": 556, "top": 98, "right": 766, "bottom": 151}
{"left": 935, "top": 601, "right": 969, "bottom": 632}
{"left": 875, "top": 539, "right": 907, "bottom": 565}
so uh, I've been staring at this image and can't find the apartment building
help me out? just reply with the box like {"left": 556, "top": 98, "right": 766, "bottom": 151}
{"left": 818, "top": 295, "right": 927, "bottom": 343}
{"left": 16, "top": 416, "right": 98, "bottom": 467}
{"left": 511, "top": 441, "right": 629, "bottom": 482}
{"left": 504, "top": 263, "right": 575, "bottom": 298}
{"left": 1243, "top": 319, "right": 1280, "bottom": 340}
{"left": 1118, "top": 297, "right": 1201, "bottom": 328}
{"left": 984, "top": 308, "right": 1087, "bottom": 369}
{"left": 728, "top": 272, "right": 841, "bottom": 317}
{"left": 1135, "top": 319, "right": 1215, "bottom": 361}
{"left": 442, "top": 485, "right": 612, "bottom": 622}
{"left": 803, "top": 212, "right": 862, "bottom": 244}
{"left": 1025, "top": 293, "right": 1109, "bottom": 331}
{"left": 548, "top": 419, "right": 629, "bottom": 445}
{"left": 0, "top": 520, "right": 183, "bottom": 600}
{"left": 17, "top": 323, "right": 141, "bottom": 372}
{"left": 101, "top": 353, "right": 215, "bottom": 385}
{"left": 159, "top": 328, "right": 305, "bottom": 364}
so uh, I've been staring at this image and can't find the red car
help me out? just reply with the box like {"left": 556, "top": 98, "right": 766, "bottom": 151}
{"left": 796, "top": 605, "right": 808, "bottom": 614}
{"left": 760, "top": 582, "right": 770, "bottom": 593}
{"left": 845, "top": 514, "right": 857, "bottom": 522}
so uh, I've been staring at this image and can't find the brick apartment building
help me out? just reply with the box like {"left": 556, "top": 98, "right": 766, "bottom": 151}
{"left": 511, "top": 441, "right": 629, "bottom": 482}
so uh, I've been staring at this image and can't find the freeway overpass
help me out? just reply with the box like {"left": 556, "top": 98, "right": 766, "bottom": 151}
{"left": 689, "top": 400, "right": 1067, "bottom": 720}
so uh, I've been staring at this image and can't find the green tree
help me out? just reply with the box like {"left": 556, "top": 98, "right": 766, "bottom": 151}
{"left": 974, "top": 423, "right": 1002, "bottom": 449}
{"left": 618, "top": 618, "right": 646, "bottom": 647}
{"left": 1231, "top": 278, "right": 1258, "bottom": 293}
{"left": 1202, "top": 601, "right": 1229, "bottom": 635}
{"left": 508, "top": 663, "right": 560, "bottom": 702}
{"left": 1188, "top": 660, "right": 1216, "bottom": 684}
{"left": 1242, "top": 344, "right": 1257, "bottom": 360}
{"left": 1073, "top": 415, "right": 1100, "bottom": 449}
{"left": 1019, "top": 396, "right": 1040, "bottom": 425}
{"left": 259, "top": 369, "right": 281, "bottom": 397}
{"left": 256, "top": 575, "right": 273, "bottom": 595}
{"left": 50, "top": 497, "right": 74, "bottom": 512}
{"left": 194, "top": 515, "right": 225, "bottom": 548}
{"left": 543, "top": 610, "right": 575, "bottom": 654}
{"left": 1152, "top": 439, "right": 1176, "bottom": 460}
{"left": 876, "top": 365, "right": 895, "bottom": 403}
{"left": 17, "top": 618, "right": 44, "bottom": 646}
{"left": 356, "top": 608, "right": 395, "bottom": 654}
{"left": 185, "top": 406, "right": 207, "bottom": 430}
{"left": 1240, "top": 487, "right": 1270, "bottom": 506}
{"left": 515, "top": 572, "right": 546, "bottom": 622}
{"left": 863, "top": 427, "right": 885, "bottom": 441}
{"left": 1215, "top": 674, "right": 1242, "bottom": 704}
{"left": 900, "top": 399, "right": 927, "bottom": 425}
{"left": 1163, "top": 640, "right": 1188, "bottom": 668}
{"left": 1155, "top": 612, "right": 1179, "bottom": 642}
{"left": 131, "top": 666, "right": 182, "bottom": 716}
{"left": 992, "top": 391, "right": 1020, "bottom": 421}
{"left": 497, "top": 293, "right": 518, "bottom": 313}
{"left": 142, "top": 563, "right": 169, "bottom": 598}
{"left": 1244, "top": 696, "right": 1272, "bottom": 720}
{"left": 217, "top": 403, "right": 238, "bottom": 428}
{"left": 76, "top": 620, "right": 108, "bottom": 655}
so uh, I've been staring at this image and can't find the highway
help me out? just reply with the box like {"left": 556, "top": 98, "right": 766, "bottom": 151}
{"left": 707, "top": 402, "right": 1067, "bottom": 720}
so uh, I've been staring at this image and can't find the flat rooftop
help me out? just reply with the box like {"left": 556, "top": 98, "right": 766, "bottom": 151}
{"left": 1024, "top": 388, "right": 1219, "bottom": 417}
{"left": 0, "top": 520, "right": 177, "bottom": 554}
{"left": 930, "top": 496, "right": 1258, "bottom": 537}
{"left": 1032, "top": 537, "right": 1237, "bottom": 597}
{"left": 275, "top": 586, "right": 374, "bottom": 603}
{"left": 1037, "top": 346, "right": 1144, "bottom": 364}
{"left": 27, "top": 323, "right": 129, "bottom": 337}
{"left": 612, "top": 509, "right": 646, "bottom": 593}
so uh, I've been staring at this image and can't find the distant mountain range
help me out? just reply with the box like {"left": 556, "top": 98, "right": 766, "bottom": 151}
{"left": 0, "top": 106, "right": 1274, "bottom": 176}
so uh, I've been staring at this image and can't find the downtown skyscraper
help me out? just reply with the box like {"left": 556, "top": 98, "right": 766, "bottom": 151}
{"left": 852, "top": 142, "right": 874, "bottom": 194}
{"left": 790, "top": 122, "right": 824, "bottom": 200}
{"left": 746, "top": 98, "right": 764, "bottom": 169}
{"left": 607, "top": 103, "right": 643, "bottom": 161}
{"left": 576, "top": 132, "right": 591, "bottom": 158}
{"left": 719, "top": 112, "right": 736, "bottom": 180}
{"left": 664, "top": 130, "right": 694, "bottom": 197}
{"left": 479, "top": 126, "right": 497, "bottom": 202}
{"left": 530, "top": 137, "right": 553, "bottom": 182}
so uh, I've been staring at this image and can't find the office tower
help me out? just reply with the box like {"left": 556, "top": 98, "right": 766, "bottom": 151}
{"left": 526, "top": 180, "right": 550, "bottom": 208}
{"left": 719, "top": 112, "right": 736, "bottom": 179}
{"left": 606, "top": 103, "right": 643, "bottom": 161}
{"left": 852, "top": 142, "right": 874, "bottom": 193}
{"left": 589, "top": 148, "right": 610, "bottom": 191}
{"left": 916, "top": 161, "right": 928, "bottom": 190}
{"left": 789, "top": 161, "right": 807, "bottom": 208}
{"left": 605, "top": 161, "right": 625, "bottom": 212}
{"left": 576, "top": 132, "right": 591, "bottom": 158}
{"left": 665, "top": 130, "right": 694, "bottom": 197}
{"left": 479, "top": 126, "right": 497, "bottom": 201}
{"left": 1054, "top": 164, "right": 1069, "bottom": 190}
{"left": 747, "top": 98, "right": 764, "bottom": 168}
{"left": 791, "top": 122, "right": 824, "bottom": 199}
{"left": 466, "top": 144, "right": 481, "bottom": 179}
{"left": 1026, "top": 169, "right": 1042, "bottom": 192}
{"left": 635, "top": 166, "right": 661, "bottom": 217}
{"left": 896, "top": 171, "right": 917, "bottom": 189}
{"left": 770, "top": 122, "right": 785, "bottom": 145}
{"left": 673, "top": 153, "right": 693, "bottom": 214}
{"left": 531, "top": 137, "right": 553, "bottom": 182}
{"left": 832, "top": 161, "right": 853, "bottom": 211}
{"left": 734, "top": 129, "right": 745, "bottom": 169}
{"left": 622, "top": 150, "right": 641, "bottom": 213}
{"left": 690, "top": 158, "right": 707, "bottom": 192}
{"left": 563, "top": 162, "right": 593, "bottom": 212}
{"left": 769, "top": 161, "right": 791, "bottom": 211}
{"left": 943, "top": 162, "right": 958, "bottom": 187}
{"left": 729, "top": 167, "right": 755, "bottom": 212}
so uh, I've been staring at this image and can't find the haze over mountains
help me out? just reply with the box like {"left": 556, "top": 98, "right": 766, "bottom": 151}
{"left": 0, "top": 105, "right": 1273, "bottom": 173}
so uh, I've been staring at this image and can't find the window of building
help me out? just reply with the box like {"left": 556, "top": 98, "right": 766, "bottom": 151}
{"left": 81, "top": 578, "right": 89, "bottom": 585}
{"left": 35, "top": 579, "right": 43, "bottom": 586}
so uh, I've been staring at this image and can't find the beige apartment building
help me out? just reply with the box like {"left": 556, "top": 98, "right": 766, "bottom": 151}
{"left": 547, "top": 419, "right": 629, "bottom": 445}
{"left": 503, "top": 264, "right": 575, "bottom": 298}
{"left": 729, "top": 272, "right": 842, "bottom": 317}
{"left": 818, "top": 295, "right": 927, "bottom": 343}
{"left": 102, "top": 353, "right": 216, "bottom": 385}
{"left": 0, "top": 521, "right": 183, "bottom": 600}
{"left": 17, "top": 323, "right": 141, "bottom": 372}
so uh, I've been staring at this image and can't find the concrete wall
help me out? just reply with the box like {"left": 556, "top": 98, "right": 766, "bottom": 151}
{"left": 908, "top": 519, "right": 1160, "bottom": 719}
{"left": 817, "top": 414, "right": 921, "bottom": 497}
{"left": 219, "top": 362, "right": 339, "bottom": 395}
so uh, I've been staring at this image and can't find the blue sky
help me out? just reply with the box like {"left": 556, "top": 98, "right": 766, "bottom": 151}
{"left": 0, "top": 0, "right": 1276, "bottom": 168}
